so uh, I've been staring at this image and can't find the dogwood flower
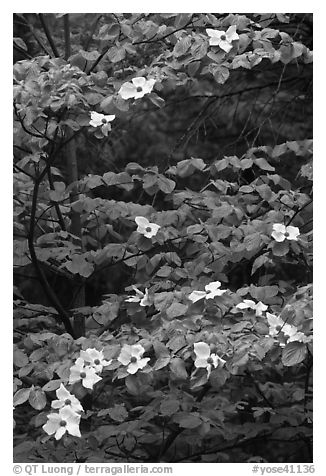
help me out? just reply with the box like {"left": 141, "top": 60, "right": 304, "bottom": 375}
{"left": 125, "top": 285, "right": 151, "bottom": 306}
{"left": 271, "top": 224, "right": 300, "bottom": 242}
{"left": 189, "top": 281, "right": 227, "bottom": 303}
{"left": 193, "top": 342, "right": 226, "bottom": 378}
{"left": 266, "top": 312, "right": 285, "bottom": 337}
{"left": 118, "top": 344, "right": 150, "bottom": 374}
{"left": 236, "top": 300, "right": 268, "bottom": 316}
{"left": 135, "top": 216, "right": 160, "bottom": 238}
{"left": 119, "top": 77, "right": 155, "bottom": 100}
{"left": 68, "top": 357, "right": 102, "bottom": 389}
{"left": 89, "top": 111, "right": 115, "bottom": 136}
{"left": 51, "top": 384, "right": 83, "bottom": 413}
{"left": 79, "top": 348, "right": 112, "bottom": 373}
{"left": 286, "top": 330, "right": 313, "bottom": 344}
{"left": 43, "top": 406, "right": 81, "bottom": 440}
{"left": 206, "top": 25, "right": 239, "bottom": 52}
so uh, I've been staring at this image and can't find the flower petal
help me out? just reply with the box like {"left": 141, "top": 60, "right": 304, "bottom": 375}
{"left": 132, "top": 77, "right": 146, "bottom": 87}
{"left": 286, "top": 226, "right": 300, "bottom": 240}
{"left": 130, "top": 344, "right": 145, "bottom": 358}
{"left": 135, "top": 216, "right": 150, "bottom": 228}
{"left": 188, "top": 290, "right": 207, "bottom": 302}
{"left": 271, "top": 231, "right": 285, "bottom": 242}
{"left": 55, "top": 426, "right": 66, "bottom": 440}
{"left": 273, "top": 223, "right": 286, "bottom": 234}
{"left": 118, "top": 347, "right": 132, "bottom": 365}
{"left": 205, "top": 281, "right": 221, "bottom": 293}
{"left": 56, "top": 384, "right": 71, "bottom": 400}
{"left": 226, "top": 25, "right": 239, "bottom": 41}
{"left": 219, "top": 40, "right": 233, "bottom": 53}
{"left": 206, "top": 28, "right": 224, "bottom": 39}
{"left": 194, "top": 342, "right": 210, "bottom": 359}
{"left": 119, "top": 82, "right": 137, "bottom": 99}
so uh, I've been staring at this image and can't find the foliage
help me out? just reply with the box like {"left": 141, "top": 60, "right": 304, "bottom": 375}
{"left": 13, "top": 13, "right": 312, "bottom": 463}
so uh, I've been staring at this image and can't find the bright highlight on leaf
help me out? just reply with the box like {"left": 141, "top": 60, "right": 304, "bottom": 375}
{"left": 206, "top": 26, "right": 239, "bottom": 52}
{"left": 119, "top": 77, "right": 155, "bottom": 100}
{"left": 271, "top": 223, "right": 300, "bottom": 242}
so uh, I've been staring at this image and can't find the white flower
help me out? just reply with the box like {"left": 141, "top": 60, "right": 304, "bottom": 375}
{"left": 125, "top": 285, "right": 151, "bottom": 306}
{"left": 68, "top": 357, "right": 102, "bottom": 389}
{"left": 118, "top": 344, "right": 150, "bottom": 374}
{"left": 266, "top": 312, "right": 285, "bottom": 337}
{"left": 119, "top": 77, "right": 155, "bottom": 100}
{"left": 51, "top": 384, "right": 83, "bottom": 413}
{"left": 79, "top": 348, "right": 112, "bottom": 373}
{"left": 282, "top": 325, "right": 313, "bottom": 344}
{"left": 193, "top": 342, "right": 225, "bottom": 378}
{"left": 236, "top": 300, "right": 268, "bottom": 316}
{"left": 135, "top": 216, "right": 160, "bottom": 238}
{"left": 189, "top": 281, "right": 226, "bottom": 303}
{"left": 271, "top": 224, "right": 300, "bottom": 242}
{"left": 206, "top": 25, "right": 239, "bottom": 52}
{"left": 89, "top": 111, "right": 115, "bottom": 136}
{"left": 42, "top": 406, "right": 81, "bottom": 440}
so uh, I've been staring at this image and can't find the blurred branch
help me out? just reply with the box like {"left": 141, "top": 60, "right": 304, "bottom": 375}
{"left": 38, "top": 14, "right": 60, "bottom": 58}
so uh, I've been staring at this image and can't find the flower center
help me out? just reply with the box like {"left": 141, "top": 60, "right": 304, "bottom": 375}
{"left": 207, "top": 357, "right": 213, "bottom": 364}
{"left": 145, "top": 226, "right": 152, "bottom": 233}
{"left": 275, "top": 325, "right": 282, "bottom": 332}
{"left": 80, "top": 371, "right": 86, "bottom": 378}
{"left": 101, "top": 118, "right": 107, "bottom": 124}
{"left": 60, "top": 420, "right": 67, "bottom": 427}
{"left": 64, "top": 399, "right": 71, "bottom": 405}
{"left": 94, "top": 359, "right": 100, "bottom": 365}
{"left": 220, "top": 34, "right": 227, "bottom": 41}
{"left": 136, "top": 86, "right": 143, "bottom": 92}
{"left": 284, "top": 232, "right": 290, "bottom": 238}
{"left": 130, "top": 356, "right": 137, "bottom": 363}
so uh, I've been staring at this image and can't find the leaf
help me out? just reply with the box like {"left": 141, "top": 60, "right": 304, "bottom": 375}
{"left": 173, "top": 37, "right": 191, "bottom": 57}
{"left": 212, "top": 65, "right": 230, "bottom": 84}
{"left": 254, "top": 157, "right": 275, "bottom": 171}
{"left": 160, "top": 399, "right": 180, "bottom": 416}
{"left": 174, "top": 13, "right": 192, "bottom": 28}
{"left": 170, "top": 358, "right": 188, "bottom": 379}
{"left": 14, "top": 37, "right": 27, "bottom": 50}
{"left": 174, "top": 413, "right": 202, "bottom": 429}
{"left": 251, "top": 254, "right": 269, "bottom": 275}
{"left": 166, "top": 302, "right": 188, "bottom": 319}
{"left": 157, "top": 175, "right": 175, "bottom": 194}
{"left": 125, "top": 373, "right": 151, "bottom": 396}
{"left": 107, "top": 46, "right": 126, "bottom": 63}
{"left": 42, "top": 380, "right": 62, "bottom": 392}
{"left": 240, "top": 158, "right": 253, "bottom": 169}
{"left": 79, "top": 49, "right": 101, "bottom": 61}
{"left": 13, "top": 349, "right": 29, "bottom": 368}
{"left": 64, "top": 254, "right": 94, "bottom": 277}
{"left": 108, "top": 404, "right": 128, "bottom": 422}
{"left": 29, "top": 387, "right": 47, "bottom": 410}
{"left": 272, "top": 241, "right": 289, "bottom": 257}
{"left": 13, "top": 387, "right": 31, "bottom": 406}
{"left": 282, "top": 342, "right": 307, "bottom": 366}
